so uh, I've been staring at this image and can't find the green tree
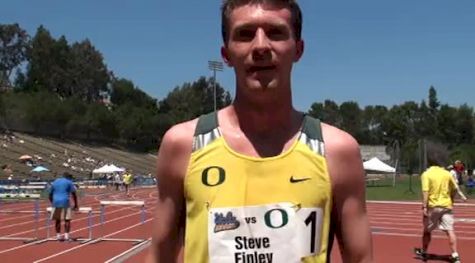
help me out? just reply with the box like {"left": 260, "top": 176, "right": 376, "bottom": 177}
{"left": 24, "top": 26, "right": 57, "bottom": 92}
{"left": 63, "top": 97, "right": 89, "bottom": 137}
{"left": 382, "top": 102, "right": 419, "bottom": 144}
{"left": 417, "top": 101, "right": 437, "bottom": 140}
{"left": 454, "top": 104, "right": 474, "bottom": 144}
{"left": 361, "top": 105, "right": 388, "bottom": 144}
{"left": 69, "top": 39, "right": 110, "bottom": 102}
{"left": 25, "top": 27, "right": 110, "bottom": 102}
{"left": 339, "top": 101, "right": 362, "bottom": 140}
{"left": 437, "top": 104, "right": 458, "bottom": 143}
{"left": 428, "top": 86, "right": 440, "bottom": 113}
{"left": 13, "top": 70, "right": 26, "bottom": 89}
{"left": 50, "top": 36, "right": 72, "bottom": 96}
{"left": 400, "top": 140, "right": 419, "bottom": 174}
{"left": 114, "top": 104, "right": 159, "bottom": 150}
{"left": 110, "top": 78, "right": 157, "bottom": 110}
{"left": 83, "top": 103, "right": 117, "bottom": 140}
{"left": 321, "top": 100, "right": 340, "bottom": 126}
{"left": 158, "top": 76, "right": 231, "bottom": 124}
{"left": 307, "top": 102, "right": 324, "bottom": 120}
{"left": 413, "top": 88, "right": 440, "bottom": 141}
{"left": 23, "top": 91, "right": 62, "bottom": 134}
{"left": 0, "top": 94, "right": 4, "bottom": 123}
{"left": 0, "top": 23, "right": 30, "bottom": 88}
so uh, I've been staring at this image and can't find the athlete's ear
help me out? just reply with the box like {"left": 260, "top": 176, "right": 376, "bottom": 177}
{"left": 221, "top": 46, "right": 232, "bottom": 66}
{"left": 294, "top": 40, "right": 304, "bottom": 62}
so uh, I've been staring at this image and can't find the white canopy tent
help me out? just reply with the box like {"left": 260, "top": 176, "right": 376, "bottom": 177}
{"left": 363, "top": 157, "right": 397, "bottom": 187}
{"left": 363, "top": 157, "right": 396, "bottom": 173}
{"left": 92, "top": 164, "right": 125, "bottom": 174}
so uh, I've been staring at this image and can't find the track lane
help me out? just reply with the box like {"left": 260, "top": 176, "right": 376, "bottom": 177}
{"left": 0, "top": 188, "right": 157, "bottom": 262}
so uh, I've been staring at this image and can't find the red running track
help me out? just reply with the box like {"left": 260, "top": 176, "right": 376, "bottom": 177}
{"left": 329, "top": 201, "right": 475, "bottom": 262}
{"left": 0, "top": 187, "right": 157, "bottom": 263}
{"left": 2, "top": 191, "right": 475, "bottom": 263}
{"left": 126, "top": 201, "right": 475, "bottom": 263}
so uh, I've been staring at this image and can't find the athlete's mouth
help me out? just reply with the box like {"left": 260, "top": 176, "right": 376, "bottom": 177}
{"left": 247, "top": 65, "right": 276, "bottom": 73}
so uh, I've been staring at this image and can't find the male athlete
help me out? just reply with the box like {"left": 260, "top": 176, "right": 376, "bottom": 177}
{"left": 151, "top": 1, "right": 373, "bottom": 262}
{"left": 49, "top": 172, "right": 78, "bottom": 241}
{"left": 123, "top": 170, "right": 134, "bottom": 196}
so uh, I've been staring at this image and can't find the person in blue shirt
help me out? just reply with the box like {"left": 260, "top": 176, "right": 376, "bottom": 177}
{"left": 49, "top": 172, "right": 79, "bottom": 241}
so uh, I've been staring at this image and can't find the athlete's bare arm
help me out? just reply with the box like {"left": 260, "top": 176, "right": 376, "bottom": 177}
{"left": 323, "top": 123, "right": 373, "bottom": 263}
{"left": 451, "top": 177, "right": 467, "bottom": 201}
{"left": 150, "top": 120, "right": 196, "bottom": 263}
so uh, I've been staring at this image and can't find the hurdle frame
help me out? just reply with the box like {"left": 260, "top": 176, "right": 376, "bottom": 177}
{"left": 89, "top": 200, "right": 147, "bottom": 245}
{"left": 35, "top": 206, "right": 95, "bottom": 244}
{"left": 0, "top": 193, "right": 42, "bottom": 243}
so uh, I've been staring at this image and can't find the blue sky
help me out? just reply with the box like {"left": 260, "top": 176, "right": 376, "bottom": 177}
{"left": 3, "top": 0, "right": 474, "bottom": 111}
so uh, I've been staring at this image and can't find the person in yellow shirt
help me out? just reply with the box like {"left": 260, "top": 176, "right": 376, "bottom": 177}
{"left": 416, "top": 150, "right": 466, "bottom": 263}
{"left": 122, "top": 170, "right": 133, "bottom": 196}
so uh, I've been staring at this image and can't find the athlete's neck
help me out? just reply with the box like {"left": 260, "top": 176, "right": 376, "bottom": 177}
{"left": 231, "top": 82, "right": 298, "bottom": 129}
{"left": 218, "top": 105, "right": 303, "bottom": 157}
{"left": 219, "top": 100, "right": 303, "bottom": 147}
{"left": 234, "top": 100, "right": 300, "bottom": 131}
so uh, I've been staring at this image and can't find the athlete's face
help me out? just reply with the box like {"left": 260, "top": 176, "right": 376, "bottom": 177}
{"left": 221, "top": 3, "right": 304, "bottom": 92}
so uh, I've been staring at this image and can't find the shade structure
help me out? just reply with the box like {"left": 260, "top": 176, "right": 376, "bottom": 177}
{"left": 19, "top": 155, "right": 33, "bottom": 160}
{"left": 31, "top": 166, "right": 49, "bottom": 173}
{"left": 92, "top": 164, "right": 125, "bottom": 174}
{"left": 363, "top": 157, "right": 396, "bottom": 173}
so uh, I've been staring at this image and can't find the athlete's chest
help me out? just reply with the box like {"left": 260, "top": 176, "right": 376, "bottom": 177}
{"left": 185, "top": 146, "right": 331, "bottom": 209}
{"left": 220, "top": 129, "right": 300, "bottom": 158}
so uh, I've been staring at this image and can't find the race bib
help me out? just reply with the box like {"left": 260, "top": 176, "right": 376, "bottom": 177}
{"left": 208, "top": 202, "right": 323, "bottom": 263}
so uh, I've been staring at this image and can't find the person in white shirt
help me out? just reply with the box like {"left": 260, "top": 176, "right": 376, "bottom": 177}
{"left": 448, "top": 163, "right": 467, "bottom": 201}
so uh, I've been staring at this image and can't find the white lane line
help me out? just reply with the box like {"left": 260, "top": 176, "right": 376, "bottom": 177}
{"left": 1, "top": 188, "right": 156, "bottom": 259}
{"left": 0, "top": 200, "right": 157, "bottom": 254}
{"left": 371, "top": 225, "right": 475, "bottom": 235}
{"left": 1, "top": 191, "right": 157, "bottom": 236}
{"left": 32, "top": 218, "right": 154, "bottom": 263}
{"left": 0, "top": 189, "right": 141, "bottom": 229}
{"left": 372, "top": 231, "right": 475, "bottom": 241}
{"left": 104, "top": 238, "right": 152, "bottom": 263}
{"left": 0, "top": 199, "right": 99, "bottom": 230}
{"left": 368, "top": 200, "right": 475, "bottom": 207}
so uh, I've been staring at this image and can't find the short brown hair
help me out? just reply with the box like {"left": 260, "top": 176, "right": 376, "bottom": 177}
{"left": 221, "top": 0, "right": 303, "bottom": 43}
{"left": 425, "top": 141, "right": 448, "bottom": 167}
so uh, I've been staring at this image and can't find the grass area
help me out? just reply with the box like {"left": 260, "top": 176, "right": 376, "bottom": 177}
{"left": 366, "top": 175, "right": 423, "bottom": 201}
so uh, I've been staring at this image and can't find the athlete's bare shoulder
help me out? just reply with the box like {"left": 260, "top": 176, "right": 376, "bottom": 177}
{"left": 321, "top": 122, "right": 359, "bottom": 154}
{"left": 320, "top": 124, "right": 372, "bottom": 261}
{"left": 153, "top": 118, "right": 200, "bottom": 263}
{"left": 321, "top": 122, "right": 363, "bottom": 183}
{"left": 160, "top": 118, "right": 198, "bottom": 150}
{"left": 157, "top": 118, "right": 199, "bottom": 181}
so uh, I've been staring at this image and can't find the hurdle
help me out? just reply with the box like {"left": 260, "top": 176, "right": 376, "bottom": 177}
{"left": 19, "top": 185, "right": 47, "bottom": 195}
{"left": 0, "top": 193, "right": 42, "bottom": 243}
{"left": 78, "top": 185, "right": 107, "bottom": 189}
{"left": 28, "top": 182, "right": 48, "bottom": 185}
{"left": 0, "top": 184, "right": 19, "bottom": 190}
{"left": 35, "top": 207, "right": 95, "bottom": 244}
{"left": 90, "top": 200, "right": 146, "bottom": 245}
{"left": 19, "top": 185, "right": 46, "bottom": 189}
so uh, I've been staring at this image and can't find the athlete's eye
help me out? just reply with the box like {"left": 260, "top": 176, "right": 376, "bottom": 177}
{"left": 266, "top": 27, "right": 289, "bottom": 41}
{"left": 235, "top": 29, "right": 255, "bottom": 42}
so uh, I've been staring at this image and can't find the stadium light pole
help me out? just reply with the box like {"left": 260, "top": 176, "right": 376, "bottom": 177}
{"left": 392, "top": 139, "right": 400, "bottom": 187}
{"left": 208, "top": 60, "right": 224, "bottom": 112}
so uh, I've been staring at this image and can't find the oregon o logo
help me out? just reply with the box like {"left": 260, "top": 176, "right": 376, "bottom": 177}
{"left": 264, "top": 208, "right": 289, "bottom": 229}
{"left": 201, "top": 166, "right": 225, "bottom": 186}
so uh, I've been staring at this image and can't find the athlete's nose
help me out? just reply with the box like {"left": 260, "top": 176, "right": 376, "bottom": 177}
{"left": 252, "top": 28, "right": 271, "bottom": 61}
